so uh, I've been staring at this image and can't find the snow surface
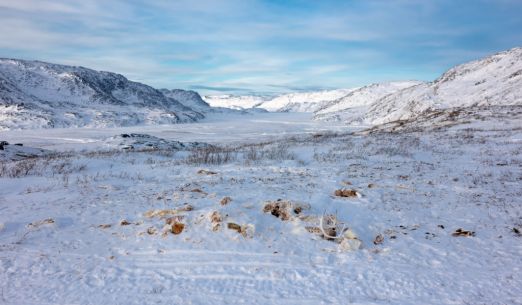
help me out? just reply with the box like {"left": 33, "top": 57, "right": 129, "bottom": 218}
{"left": 0, "top": 113, "right": 360, "bottom": 152}
{"left": 1, "top": 47, "right": 522, "bottom": 305}
{"left": 1, "top": 111, "right": 521, "bottom": 305}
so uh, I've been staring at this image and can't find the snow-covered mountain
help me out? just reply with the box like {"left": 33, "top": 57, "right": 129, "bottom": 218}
{"left": 159, "top": 89, "right": 210, "bottom": 111}
{"left": 313, "top": 81, "right": 422, "bottom": 123}
{"left": 203, "top": 94, "right": 271, "bottom": 110}
{"left": 204, "top": 89, "right": 358, "bottom": 113}
{"left": 257, "top": 88, "right": 357, "bottom": 112}
{"left": 359, "top": 47, "right": 522, "bottom": 125}
{"left": 0, "top": 59, "right": 204, "bottom": 130}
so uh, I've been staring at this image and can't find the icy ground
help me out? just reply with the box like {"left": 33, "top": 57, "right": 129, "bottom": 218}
{"left": 0, "top": 113, "right": 521, "bottom": 305}
{"left": 0, "top": 113, "right": 357, "bottom": 152}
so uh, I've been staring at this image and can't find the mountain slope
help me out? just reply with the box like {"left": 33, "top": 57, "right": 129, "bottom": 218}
{"left": 257, "top": 88, "right": 357, "bottom": 112}
{"left": 0, "top": 59, "right": 203, "bottom": 130}
{"left": 361, "top": 47, "right": 522, "bottom": 125}
{"left": 313, "top": 81, "right": 422, "bottom": 123}
{"left": 160, "top": 89, "right": 211, "bottom": 111}
{"left": 203, "top": 94, "right": 271, "bottom": 110}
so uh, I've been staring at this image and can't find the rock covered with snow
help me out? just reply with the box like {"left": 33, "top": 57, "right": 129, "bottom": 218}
{"left": 0, "top": 141, "right": 49, "bottom": 161}
{"left": 106, "top": 133, "right": 213, "bottom": 151}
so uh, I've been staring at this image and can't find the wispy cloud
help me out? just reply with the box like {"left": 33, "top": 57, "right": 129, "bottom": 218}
{"left": 0, "top": 0, "right": 520, "bottom": 94}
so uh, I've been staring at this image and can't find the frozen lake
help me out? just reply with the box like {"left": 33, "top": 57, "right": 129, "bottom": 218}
{"left": 0, "top": 113, "right": 361, "bottom": 151}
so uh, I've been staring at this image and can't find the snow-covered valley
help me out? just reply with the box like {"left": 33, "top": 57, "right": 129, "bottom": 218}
{"left": 1, "top": 47, "right": 522, "bottom": 305}
{"left": 1, "top": 108, "right": 522, "bottom": 305}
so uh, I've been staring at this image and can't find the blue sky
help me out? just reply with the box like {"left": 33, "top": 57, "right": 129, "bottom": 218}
{"left": 0, "top": 0, "right": 521, "bottom": 95}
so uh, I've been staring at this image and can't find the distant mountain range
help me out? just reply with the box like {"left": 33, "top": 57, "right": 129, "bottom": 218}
{"left": 205, "top": 47, "right": 522, "bottom": 125}
{"left": 1, "top": 47, "right": 521, "bottom": 130}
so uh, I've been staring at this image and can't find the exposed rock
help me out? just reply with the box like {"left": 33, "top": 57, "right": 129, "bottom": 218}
{"left": 334, "top": 189, "right": 358, "bottom": 198}
{"left": 171, "top": 222, "right": 185, "bottom": 235}
{"left": 452, "top": 228, "right": 475, "bottom": 237}
{"left": 373, "top": 234, "right": 384, "bottom": 245}
{"left": 220, "top": 196, "right": 232, "bottom": 206}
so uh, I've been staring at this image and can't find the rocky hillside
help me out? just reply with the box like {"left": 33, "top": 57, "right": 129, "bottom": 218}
{"left": 160, "top": 89, "right": 211, "bottom": 111}
{"left": 257, "top": 89, "right": 357, "bottom": 112}
{"left": 203, "top": 94, "right": 271, "bottom": 110}
{"left": 313, "top": 81, "right": 422, "bottom": 123}
{"left": 360, "top": 47, "right": 522, "bottom": 125}
{"left": 0, "top": 59, "right": 204, "bottom": 130}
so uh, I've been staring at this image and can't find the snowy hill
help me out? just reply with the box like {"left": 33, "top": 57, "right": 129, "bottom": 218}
{"left": 360, "top": 47, "right": 522, "bottom": 125}
{"left": 159, "top": 89, "right": 210, "bottom": 111}
{"left": 313, "top": 81, "right": 422, "bottom": 123}
{"left": 204, "top": 89, "right": 358, "bottom": 113}
{"left": 257, "top": 88, "right": 357, "bottom": 112}
{"left": 203, "top": 94, "right": 271, "bottom": 110}
{"left": 0, "top": 59, "right": 204, "bottom": 130}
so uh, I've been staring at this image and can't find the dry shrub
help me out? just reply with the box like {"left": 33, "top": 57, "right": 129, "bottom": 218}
{"left": 303, "top": 213, "right": 362, "bottom": 251}
{"left": 186, "top": 146, "right": 237, "bottom": 165}
{"left": 334, "top": 189, "right": 358, "bottom": 197}
{"left": 220, "top": 196, "right": 232, "bottom": 206}
{"left": 98, "top": 224, "right": 111, "bottom": 229}
{"left": 120, "top": 220, "right": 131, "bottom": 226}
{"left": 144, "top": 209, "right": 178, "bottom": 218}
{"left": 144, "top": 204, "right": 193, "bottom": 218}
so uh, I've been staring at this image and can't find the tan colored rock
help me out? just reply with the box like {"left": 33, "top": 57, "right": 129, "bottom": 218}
{"left": 220, "top": 196, "right": 232, "bottom": 206}
{"left": 334, "top": 189, "right": 358, "bottom": 197}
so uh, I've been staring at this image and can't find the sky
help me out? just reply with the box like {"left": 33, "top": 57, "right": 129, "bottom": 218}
{"left": 0, "top": 0, "right": 521, "bottom": 95}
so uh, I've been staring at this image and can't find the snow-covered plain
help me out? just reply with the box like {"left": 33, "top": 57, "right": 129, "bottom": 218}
{"left": 1, "top": 110, "right": 521, "bottom": 305}
{"left": 0, "top": 113, "right": 360, "bottom": 151}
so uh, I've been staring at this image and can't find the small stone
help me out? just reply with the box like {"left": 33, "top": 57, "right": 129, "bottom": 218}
{"left": 334, "top": 189, "right": 358, "bottom": 197}
{"left": 220, "top": 196, "right": 232, "bottom": 206}
{"left": 373, "top": 234, "right": 384, "bottom": 245}
{"left": 227, "top": 222, "right": 242, "bottom": 232}
{"left": 171, "top": 223, "right": 185, "bottom": 235}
